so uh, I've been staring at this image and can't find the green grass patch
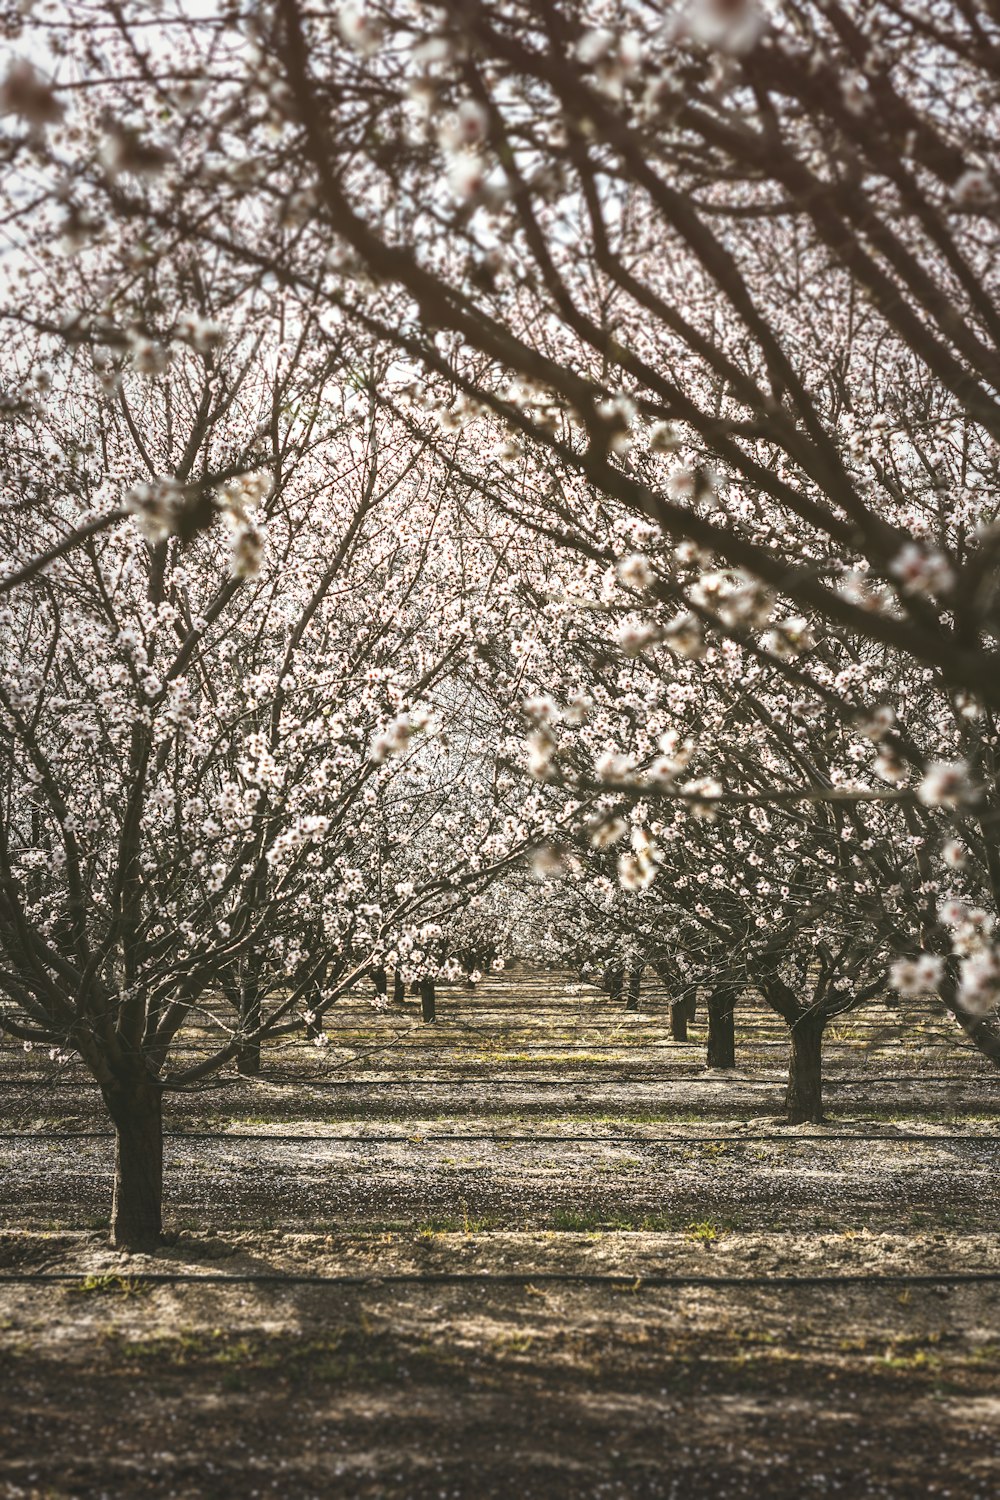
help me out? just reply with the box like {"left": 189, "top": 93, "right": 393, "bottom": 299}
{"left": 68, "top": 1272, "right": 151, "bottom": 1298}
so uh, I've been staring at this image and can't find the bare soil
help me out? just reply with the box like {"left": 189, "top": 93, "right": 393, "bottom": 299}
{"left": 1, "top": 968, "right": 998, "bottom": 1497}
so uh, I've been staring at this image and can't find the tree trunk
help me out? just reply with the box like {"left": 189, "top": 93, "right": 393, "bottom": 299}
{"left": 237, "top": 976, "right": 261, "bottom": 1076}
{"left": 373, "top": 966, "right": 387, "bottom": 1000}
{"left": 393, "top": 969, "right": 405, "bottom": 1005}
{"left": 707, "top": 988, "right": 736, "bottom": 1069}
{"left": 785, "top": 1013, "right": 827, "bottom": 1124}
{"left": 420, "top": 977, "right": 436, "bottom": 1023}
{"left": 670, "top": 1000, "right": 688, "bottom": 1042}
{"left": 103, "top": 1076, "right": 163, "bottom": 1251}
{"left": 605, "top": 967, "right": 624, "bottom": 1005}
{"left": 950, "top": 1007, "right": 1000, "bottom": 1067}
{"left": 625, "top": 964, "right": 642, "bottom": 1012}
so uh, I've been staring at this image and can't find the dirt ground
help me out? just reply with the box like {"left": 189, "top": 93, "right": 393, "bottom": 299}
{"left": 1, "top": 968, "right": 998, "bottom": 1497}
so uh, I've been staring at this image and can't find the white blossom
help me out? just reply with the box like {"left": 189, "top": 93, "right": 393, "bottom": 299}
{"left": 890, "top": 953, "right": 944, "bottom": 997}
{"left": 337, "top": 2, "right": 383, "bottom": 54}
{"left": 917, "top": 760, "right": 974, "bottom": 810}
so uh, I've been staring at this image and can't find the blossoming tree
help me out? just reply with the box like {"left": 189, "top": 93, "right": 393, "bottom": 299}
{"left": 0, "top": 279, "right": 545, "bottom": 1247}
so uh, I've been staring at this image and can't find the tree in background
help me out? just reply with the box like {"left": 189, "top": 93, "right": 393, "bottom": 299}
{"left": 2, "top": 2, "right": 1000, "bottom": 1207}
{"left": 0, "top": 259, "right": 547, "bottom": 1246}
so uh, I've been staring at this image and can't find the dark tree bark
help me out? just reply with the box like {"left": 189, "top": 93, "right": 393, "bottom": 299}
{"left": 670, "top": 999, "right": 689, "bottom": 1042}
{"left": 420, "top": 977, "right": 436, "bottom": 1023}
{"left": 302, "top": 957, "right": 328, "bottom": 1040}
{"left": 236, "top": 974, "right": 262, "bottom": 1076}
{"left": 373, "top": 966, "right": 387, "bottom": 1000}
{"left": 785, "top": 1012, "right": 827, "bottom": 1124}
{"left": 393, "top": 969, "right": 405, "bottom": 1005}
{"left": 625, "top": 964, "right": 642, "bottom": 1012}
{"left": 102, "top": 1073, "right": 163, "bottom": 1251}
{"left": 939, "top": 972, "right": 1000, "bottom": 1068}
{"left": 707, "top": 987, "right": 736, "bottom": 1069}
{"left": 604, "top": 967, "right": 624, "bottom": 1005}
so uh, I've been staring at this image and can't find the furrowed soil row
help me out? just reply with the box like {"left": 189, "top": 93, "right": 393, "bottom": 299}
{"left": 2, "top": 966, "right": 999, "bottom": 1500}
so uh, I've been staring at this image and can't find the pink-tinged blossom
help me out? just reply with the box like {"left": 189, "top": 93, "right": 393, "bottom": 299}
{"left": 952, "top": 169, "right": 996, "bottom": 210}
{"left": 716, "top": 579, "right": 773, "bottom": 629}
{"left": 575, "top": 28, "right": 642, "bottom": 94}
{"left": 616, "top": 620, "right": 659, "bottom": 657}
{"left": 125, "top": 478, "right": 185, "bottom": 543}
{"left": 615, "top": 554, "right": 655, "bottom": 591}
{"left": 685, "top": 0, "right": 764, "bottom": 56}
{"left": 958, "top": 949, "right": 1000, "bottom": 1016}
{"left": 228, "top": 524, "right": 265, "bottom": 580}
{"left": 618, "top": 830, "right": 658, "bottom": 889}
{"left": 175, "top": 312, "right": 227, "bottom": 353}
{"left": 526, "top": 728, "right": 557, "bottom": 779}
{"left": 531, "top": 845, "right": 570, "bottom": 879}
{"left": 440, "top": 100, "right": 490, "bottom": 152}
{"left": 448, "top": 151, "right": 486, "bottom": 202}
{"left": 337, "top": 3, "right": 383, "bottom": 54}
{"left": 128, "top": 334, "right": 171, "bottom": 377}
{"left": 917, "top": 760, "right": 974, "bottom": 810}
{"left": 594, "top": 751, "right": 635, "bottom": 783}
{"left": 890, "top": 953, "right": 944, "bottom": 997}
{"left": 762, "top": 616, "right": 815, "bottom": 659}
{"left": 682, "top": 778, "right": 723, "bottom": 820}
{"left": 662, "top": 612, "right": 705, "bottom": 659}
{"left": 370, "top": 715, "right": 414, "bottom": 763}
{"left": 840, "top": 75, "right": 869, "bottom": 116}
{"left": 522, "top": 695, "right": 559, "bottom": 723}
{"left": 942, "top": 841, "right": 968, "bottom": 870}
{"left": 889, "top": 543, "right": 955, "bottom": 599}
{"left": 856, "top": 706, "right": 895, "bottom": 741}
{"left": 874, "top": 750, "right": 907, "bottom": 785}
{"left": 589, "top": 816, "right": 627, "bottom": 849}
{"left": 667, "top": 467, "right": 697, "bottom": 502}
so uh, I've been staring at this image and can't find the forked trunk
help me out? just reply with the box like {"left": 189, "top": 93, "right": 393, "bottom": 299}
{"left": 707, "top": 988, "right": 736, "bottom": 1069}
{"left": 785, "top": 1013, "right": 827, "bottom": 1124}
{"left": 103, "top": 1075, "right": 164, "bottom": 1251}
